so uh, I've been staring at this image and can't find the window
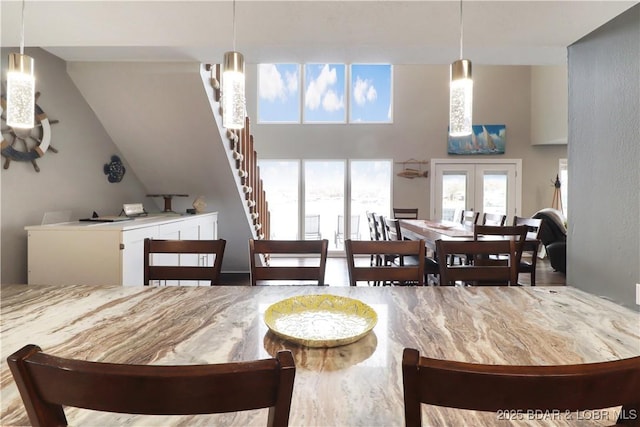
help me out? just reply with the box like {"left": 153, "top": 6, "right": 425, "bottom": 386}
{"left": 257, "top": 160, "right": 299, "bottom": 239}
{"left": 257, "top": 63, "right": 392, "bottom": 124}
{"left": 258, "top": 159, "right": 392, "bottom": 252}
{"left": 350, "top": 64, "right": 393, "bottom": 123}
{"left": 303, "top": 64, "right": 346, "bottom": 123}
{"left": 559, "top": 158, "right": 568, "bottom": 217}
{"left": 257, "top": 64, "right": 300, "bottom": 123}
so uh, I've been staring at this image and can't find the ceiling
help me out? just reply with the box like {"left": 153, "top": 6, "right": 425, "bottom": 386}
{"left": 1, "top": 1, "right": 637, "bottom": 65}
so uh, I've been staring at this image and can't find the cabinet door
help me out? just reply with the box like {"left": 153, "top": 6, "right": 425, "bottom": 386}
{"left": 122, "top": 226, "right": 159, "bottom": 286}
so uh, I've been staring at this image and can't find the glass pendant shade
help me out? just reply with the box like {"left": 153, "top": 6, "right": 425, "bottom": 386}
{"left": 222, "top": 51, "right": 246, "bottom": 130}
{"left": 449, "top": 59, "right": 473, "bottom": 137}
{"left": 7, "top": 52, "right": 35, "bottom": 129}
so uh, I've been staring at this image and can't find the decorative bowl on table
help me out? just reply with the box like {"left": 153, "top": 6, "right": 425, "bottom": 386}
{"left": 264, "top": 294, "right": 378, "bottom": 348}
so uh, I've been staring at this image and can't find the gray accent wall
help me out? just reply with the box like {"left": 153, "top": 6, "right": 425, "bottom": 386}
{"left": 568, "top": 4, "right": 640, "bottom": 310}
{"left": 0, "top": 48, "right": 151, "bottom": 284}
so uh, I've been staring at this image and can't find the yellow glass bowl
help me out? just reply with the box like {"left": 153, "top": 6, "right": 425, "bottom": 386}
{"left": 264, "top": 294, "right": 378, "bottom": 348}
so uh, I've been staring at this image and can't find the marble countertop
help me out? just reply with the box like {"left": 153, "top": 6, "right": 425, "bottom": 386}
{"left": 1, "top": 284, "right": 638, "bottom": 426}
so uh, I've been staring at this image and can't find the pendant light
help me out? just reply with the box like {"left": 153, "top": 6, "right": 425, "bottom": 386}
{"left": 222, "top": 0, "right": 245, "bottom": 130}
{"left": 449, "top": 0, "right": 472, "bottom": 137}
{"left": 7, "top": 0, "right": 35, "bottom": 129}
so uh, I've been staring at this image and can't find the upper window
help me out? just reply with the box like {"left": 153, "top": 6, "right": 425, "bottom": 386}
{"left": 350, "top": 64, "right": 393, "bottom": 123}
{"left": 257, "top": 64, "right": 300, "bottom": 123}
{"left": 303, "top": 64, "right": 346, "bottom": 123}
{"left": 257, "top": 63, "right": 392, "bottom": 124}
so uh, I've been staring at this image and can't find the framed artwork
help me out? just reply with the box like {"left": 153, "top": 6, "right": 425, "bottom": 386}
{"left": 447, "top": 124, "right": 506, "bottom": 155}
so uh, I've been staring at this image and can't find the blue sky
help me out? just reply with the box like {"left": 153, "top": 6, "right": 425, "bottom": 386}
{"left": 258, "top": 63, "right": 392, "bottom": 123}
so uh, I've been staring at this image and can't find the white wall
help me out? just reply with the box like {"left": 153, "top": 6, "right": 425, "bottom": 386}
{"left": 0, "top": 48, "right": 151, "bottom": 284}
{"left": 567, "top": 4, "right": 640, "bottom": 310}
{"left": 531, "top": 65, "right": 568, "bottom": 145}
{"left": 247, "top": 64, "right": 567, "bottom": 218}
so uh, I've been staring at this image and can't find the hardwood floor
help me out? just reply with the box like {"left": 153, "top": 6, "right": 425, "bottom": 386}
{"left": 218, "top": 255, "right": 566, "bottom": 286}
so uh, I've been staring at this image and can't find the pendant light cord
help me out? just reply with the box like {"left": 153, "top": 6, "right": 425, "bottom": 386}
{"left": 232, "top": 0, "right": 236, "bottom": 52}
{"left": 459, "top": 0, "right": 464, "bottom": 60}
{"left": 20, "top": 0, "right": 26, "bottom": 55}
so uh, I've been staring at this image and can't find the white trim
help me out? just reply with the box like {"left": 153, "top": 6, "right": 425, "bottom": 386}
{"left": 430, "top": 158, "right": 522, "bottom": 220}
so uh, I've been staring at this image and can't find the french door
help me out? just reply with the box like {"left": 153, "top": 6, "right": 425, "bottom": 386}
{"left": 430, "top": 159, "right": 522, "bottom": 222}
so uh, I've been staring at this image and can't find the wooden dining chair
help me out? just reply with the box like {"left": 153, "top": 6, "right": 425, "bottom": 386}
{"left": 435, "top": 239, "right": 519, "bottom": 286}
{"left": 450, "top": 210, "right": 480, "bottom": 265}
{"left": 366, "top": 212, "right": 382, "bottom": 267}
{"left": 459, "top": 210, "right": 479, "bottom": 228}
{"left": 402, "top": 347, "right": 640, "bottom": 427}
{"left": 513, "top": 216, "right": 543, "bottom": 285}
{"left": 384, "top": 217, "right": 439, "bottom": 282}
{"left": 345, "top": 239, "right": 425, "bottom": 286}
{"left": 473, "top": 224, "right": 528, "bottom": 266}
{"left": 481, "top": 212, "right": 507, "bottom": 226}
{"left": 393, "top": 208, "right": 419, "bottom": 220}
{"left": 249, "top": 239, "right": 328, "bottom": 286}
{"left": 8, "top": 344, "right": 296, "bottom": 427}
{"left": 144, "top": 238, "right": 226, "bottom": 286}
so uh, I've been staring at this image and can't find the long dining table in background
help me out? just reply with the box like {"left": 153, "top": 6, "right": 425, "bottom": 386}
{"left": 2, "top": 283, "right": 639, "bottom": 426}
{"left": 400, "top": 219, "right": 474, "bottom": 250}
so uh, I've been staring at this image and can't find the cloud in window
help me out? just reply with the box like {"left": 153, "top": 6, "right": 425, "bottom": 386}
{"left": 353, "top": 76, "right": 378, "bottom": 106}
{"left": 259, "top": 64, "right": 297, "bottom": 102}
{"left": 322, "top": 90, "right": 344, "bottom": 112}
{"left": 305, "top": 64, "right": 343, "bottom": 112}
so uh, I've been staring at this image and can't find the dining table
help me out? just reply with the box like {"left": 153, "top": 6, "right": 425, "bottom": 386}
{"left": 400, "top": 219, "right": 475, "bottom": 250}
{"left": 1, "top": 283, "right": 639, "bottom": 426}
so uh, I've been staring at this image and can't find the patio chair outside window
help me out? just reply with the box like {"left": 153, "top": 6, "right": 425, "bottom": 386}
{"left": 334, "top": 215, "right": 361, "bottom": 247}
{"left": 304, "top": 214, "right": 322, "bottom": 240}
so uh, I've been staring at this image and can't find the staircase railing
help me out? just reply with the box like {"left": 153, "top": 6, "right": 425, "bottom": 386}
{"left": 206, "top": 64, "right": 270, "bottom": 241}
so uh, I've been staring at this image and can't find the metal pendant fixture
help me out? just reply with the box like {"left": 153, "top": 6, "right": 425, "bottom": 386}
{"left": 7, "top": 0, "right": 35, "bottom": 129}
{"left": 449, "top": 0, "right": 473, "bottom": 137}
{"left": 222, "top": 0, "right": 245, "bottom": 130}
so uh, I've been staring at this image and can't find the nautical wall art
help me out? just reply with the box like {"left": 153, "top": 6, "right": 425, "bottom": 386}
{"left": 104, "top": 155, "right": 125, "bottom": 183}
{"left": 447, "top": 124, "right": 506, "bottom": 155}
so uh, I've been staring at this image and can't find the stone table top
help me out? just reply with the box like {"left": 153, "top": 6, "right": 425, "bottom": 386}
{"left": 1, "top": 284, "right": 638, "bottom": 426}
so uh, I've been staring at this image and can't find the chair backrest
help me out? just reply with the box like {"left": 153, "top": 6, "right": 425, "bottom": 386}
{"left": 349, "top": 215, "right": 361, "bottom": 239}
{"left": 460, "top": 210, "right": 479, "bottom": 228}
{"left": 249, "top": 239, "right": 328, "bottom": 286}
{"left": 345, "top": 239, "right": 425, "bottom": 286}
{"left": 393, "top": 208, "right": 419, "bottom": 220}
{"left": 481, "top": 212, "right": 506, "bottom": 226}
{"left": 376, "top": 214, "right": 388, "bottom": 241}
{"left": 304, "top": 215, "right": 321, "bottom": 239}
{"left": 366, "top": 211, "right": 381, "bottom": 241}
{"left": 8, "top": 344, "right": 296, "bottom": 427}
{"left": 143, "top": 239, "right": 226, "bottom": 286}
{"left": 513, "top": 216, "right": 543, "bottom": 252}
{"left": 473, "top": 225, "right": 528, "bottom": 266}
{"left": 402, "top": 347, "right": 640, "bottom": 427}
{"left": 435, "top": 239, "right": 519, "bottom": 286}
{"left": 384, "top": 217, "right": 403, "bottom": 241}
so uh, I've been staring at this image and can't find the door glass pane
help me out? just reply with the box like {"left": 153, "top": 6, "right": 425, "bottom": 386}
{"left": 304, "top": 161, "right": 345, "bottom": 242}
{"left": 442, "top": 173, "right": 467, "bottom": 221}
{"left": 348, "top": 160, "right": 392, "bottom": 248}
{"left": 482, "top": 172, "right": 508, "bottom": 215}
{"left": 258, "top": 160, "right": 299, "bottom": 239}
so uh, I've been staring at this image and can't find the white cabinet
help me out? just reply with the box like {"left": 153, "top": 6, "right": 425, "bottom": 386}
{"left": 26, "top": 213, "right": 218, "bottom": 287}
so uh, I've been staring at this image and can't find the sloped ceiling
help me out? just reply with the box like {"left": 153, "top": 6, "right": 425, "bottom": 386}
{"left": 67, "top": 61, "right": 253, "bottom": 271}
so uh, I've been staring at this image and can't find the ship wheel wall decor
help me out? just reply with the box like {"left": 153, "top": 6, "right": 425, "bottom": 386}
{"left": 0, "top": 91, "right": 59, "bottom": 172}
